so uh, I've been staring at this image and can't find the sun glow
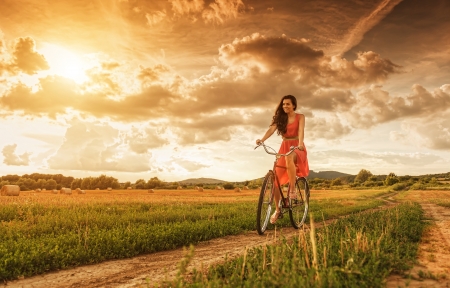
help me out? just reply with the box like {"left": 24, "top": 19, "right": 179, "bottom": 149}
{"left": 40, "top": 44, "right": 89, "bottom": 83}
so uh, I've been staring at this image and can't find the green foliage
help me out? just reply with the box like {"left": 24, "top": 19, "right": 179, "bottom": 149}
{"left": 409, "top": 182, "right": 426, "bottom": 190}
{"left": 391, "top": 182, "right": 407, "bottom": 191}
{"left": 380, "top": 173, "right": 398, "bottom": 185}
{"left": 223, "top": 183, "right": 235, "bottom": 190}
{"left": 169, "top": 203, "right": 425, "bottom": 287}
{"left": 354, "top": 169, "right": 372, "bottom": 183}
{"left": 331, "top": 178, "right": 342, "bottom": 186}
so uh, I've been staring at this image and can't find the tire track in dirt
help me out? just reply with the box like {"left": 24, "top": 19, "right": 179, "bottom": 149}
{"left": 2, "top": 194, "right": 398, "bottom": 288}
{"left": 386, "top": 203, "right": 450, "bottom": 287}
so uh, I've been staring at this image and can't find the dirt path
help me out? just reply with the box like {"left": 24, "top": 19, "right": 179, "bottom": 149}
{"left": 1, "top": 193, "right": 398, "bottom": 288}
{"left": 1, "top": 227, "right": 305, "bottom": 288}
{"left": 386, "top": 203, "right": 450, "bottom": 287}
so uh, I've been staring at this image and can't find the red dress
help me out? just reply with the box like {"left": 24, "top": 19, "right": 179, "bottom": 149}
{"left": 275, "top": 113, "right": 309, "bottom": 185}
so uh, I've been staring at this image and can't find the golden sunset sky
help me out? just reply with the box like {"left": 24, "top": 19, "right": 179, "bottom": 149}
{"left": 0, "top": 0, "right": 449, "bottom": 182}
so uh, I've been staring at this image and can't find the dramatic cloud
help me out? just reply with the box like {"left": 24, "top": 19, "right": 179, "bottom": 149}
{"left": 169, "top": 0, "right": 204, "bottom": 16}
{"left": 390, "top": 112, "right": 450, "bottom": 151}
{"left": 124, "top": 125, "right": 169, "bottom": 153}
{"left": 202, "top": 0, "right": 244, "bottom": 24}
{"left": 347, "top": 84, "right": 450, "bottom": 128}
{"left": 47, "top": 120, "right": 152, "bottom": 172}
{"left": 334, "top": 0, "right": 404, "bottom": 55}
{"left": 0, "top": 37, "right": 49, "bottom": 75}
{"left": 2, "top": 144, "right": 31, "bottom": 166}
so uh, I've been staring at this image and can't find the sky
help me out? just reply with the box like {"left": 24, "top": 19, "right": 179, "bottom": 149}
{"left": 0, "top": 0, "right": 449, "bottom": 182}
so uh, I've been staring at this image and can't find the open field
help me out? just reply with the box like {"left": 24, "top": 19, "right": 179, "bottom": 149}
{"left": 1, "top": 188, "right": 449, "bottom": 287}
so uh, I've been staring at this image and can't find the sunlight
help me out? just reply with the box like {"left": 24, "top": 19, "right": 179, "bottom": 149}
{"left": 39, "top": 43, "right": 89, "bottom": 83}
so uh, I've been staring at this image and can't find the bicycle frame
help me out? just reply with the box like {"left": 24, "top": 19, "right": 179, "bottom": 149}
{"left": 256, "top": 143, "right": 298, "bottom": 210}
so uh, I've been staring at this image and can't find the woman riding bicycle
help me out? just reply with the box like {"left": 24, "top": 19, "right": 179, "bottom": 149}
{"left": 256, "top": 95, "right": 309, "bottom": 224}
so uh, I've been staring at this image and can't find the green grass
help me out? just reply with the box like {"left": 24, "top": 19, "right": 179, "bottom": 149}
{"left": 167, "top": 202, "right": 425, "bottom": 288}
{"left": 0, "top": 197, "right": 383, "bottom": 281}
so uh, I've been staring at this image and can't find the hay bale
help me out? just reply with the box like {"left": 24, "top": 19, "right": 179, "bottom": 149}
{"left": 42, "top": 188, "right": 46, "bottom": 191}
{"left": 127, "top": 187, "right": 132, "bottom": 190}
{"left": 234, "top": 187, "right": 241, "bottom": 192}
{"left": 177, "top": 186, "right": 182, "bottom": 190}
{"left": 60, "top": 188, "right": 72, "bottom": 195}
{"left": 52, "top": 189, "right": 58, "bottom": 194}
{"left": 195, "top": 186, "right": 199, "bottom": 190}
{"left": 243, "top": 186, "right": 249, "bottom": 190}
{"left": 75, "top": 188, "right": 81, "bottom": 193}
{"left": 1, "top": 185, "right": 20, "bottom": 196}
{"left": 107, "top": 187, "right": 112, "bottom": 191}
{"left": 197, "top": 187, "right": 204, "bottom": 192}
{"left": 35, "top": 188, "right": 41, "bottom": 192}
{"left": 215, "top": 186, "right": 222, "bottom": 190}
{"left": 79, "top": 189, "right": 86, "bottom": 194}
{"left": 95, "top": 188, "right": 100, "bottom": 190}
{"left": 148, "top": 189, "right": 154, "bottom": 193}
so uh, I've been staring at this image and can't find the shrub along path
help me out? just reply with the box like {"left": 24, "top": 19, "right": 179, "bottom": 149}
{"left": 1, "top": 192, "right": 399, "bottom": 288}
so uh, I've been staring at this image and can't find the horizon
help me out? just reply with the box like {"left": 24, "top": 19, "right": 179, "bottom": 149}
{"left": 0, "top": 0, "right": 449, "bottom": 182}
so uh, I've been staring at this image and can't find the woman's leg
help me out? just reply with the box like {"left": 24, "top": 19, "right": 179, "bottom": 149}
{"left": 270, "top": 177, "right": 282, "bottom": 224}
{"left": 285, "top": 154, "right": 297, "bottom": 195}
{"left": 273, "top": 178, "right": 281, "bottom": 211}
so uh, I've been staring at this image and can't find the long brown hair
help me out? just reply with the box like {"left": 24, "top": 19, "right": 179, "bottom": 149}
{"left": 271, "top": 95, "right": 297, "bottom": 135}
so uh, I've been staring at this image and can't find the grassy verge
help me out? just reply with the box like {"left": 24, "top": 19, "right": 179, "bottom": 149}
{"left": 167, "top": 202, "right": 425, "bottom": 287}
{"left": 0, "top": 197, "right": 383, "bottom": 281}
{"left": 434, "top": 200, "right": 450, "bottom": 208}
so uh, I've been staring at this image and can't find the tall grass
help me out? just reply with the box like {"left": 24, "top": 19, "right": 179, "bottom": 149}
{"left": 0, "top": 196, "right": 383, "bottom": 281}
{"left": 168, "top": 202, "right": 424, "bottom": 287}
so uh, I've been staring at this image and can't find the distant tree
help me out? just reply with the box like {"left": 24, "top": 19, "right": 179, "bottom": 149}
{"left": 384, "top": 173, "right": 399, "bottom": 186}
{"left": 45, "top": 179, "right": 57, "bottom": 190}
{"left": 368, "top": 175, "right": 378, "bottom": 182}
{"left": 71, "top": 178, "right": 82, "bottom": 189}
{"left": 147, "top": 177, "right": 163, "bottom": 189}
{"left": 135, "top": 179, "right": 146, "bottom": 189}
{"left": 354, "top": 169, "right": 373, "bottom": 183}
{"left": 223, "top": 183, "right": 235, "bottom": 190}
{"left": 81, "top": 177, "right": 92, "bottom": 189}
{"left": 331, "top": 178, "right": 342, "bottom": 186}
{"left": 36, "top": 179, "right": 46, "bottom": 189}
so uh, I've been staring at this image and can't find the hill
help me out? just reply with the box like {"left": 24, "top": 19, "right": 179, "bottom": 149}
{"left": 178, "top": 177, "right": 228, "bottom": 184}
{"left": 308, "top": 170, "right": 353, "bottom": 179}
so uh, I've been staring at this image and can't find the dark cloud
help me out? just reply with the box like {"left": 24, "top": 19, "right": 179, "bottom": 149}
{"left": 2, "top": 144, "right": 31, "bottom": 166}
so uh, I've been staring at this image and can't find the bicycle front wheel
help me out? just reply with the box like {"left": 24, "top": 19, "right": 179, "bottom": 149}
{"left": 256, "top": 171, "right": 275, "bottom": 235}
{"left": 289, "top": 177, "right": 309, "bottom": 229}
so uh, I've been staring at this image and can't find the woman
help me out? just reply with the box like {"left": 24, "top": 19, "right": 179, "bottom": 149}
{"left": 256, "top": 95, "right": 309, "bottom": 224}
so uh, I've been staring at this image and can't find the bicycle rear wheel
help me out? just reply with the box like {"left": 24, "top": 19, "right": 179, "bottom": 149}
{"left": 256, "top": 171, "right": 275, "bottom": 235}
{"left": 289, "top": 177, "right": 309, "bottom": 229}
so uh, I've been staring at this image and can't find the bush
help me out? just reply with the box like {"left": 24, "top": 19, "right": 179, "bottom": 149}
{"left": 409, "top": 183, "right": 426, "bottom": 190}
{"left": 223, "top": 183, "right": 235, "bottom": 190}
{"left": 391, "top": 182, "right": 407, "bottom": 191}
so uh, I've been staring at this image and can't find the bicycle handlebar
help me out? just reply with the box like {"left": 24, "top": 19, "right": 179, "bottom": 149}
{"left": 254, "top": 142, "right": 299, "bottom": 157}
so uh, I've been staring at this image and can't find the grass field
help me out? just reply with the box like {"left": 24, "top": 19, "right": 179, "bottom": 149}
{"left": 0, "top": 188, "right": 388, "bottom": 281}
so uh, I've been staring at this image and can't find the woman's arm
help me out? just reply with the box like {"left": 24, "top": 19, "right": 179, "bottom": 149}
{"left": 297, "top": 114, "right": 305, "bottom": 150}
{"left": 256, "top": 124, "right": 277, "bottom": 145}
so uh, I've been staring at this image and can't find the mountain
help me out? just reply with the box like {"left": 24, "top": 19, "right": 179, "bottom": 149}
{"left": 178, "top": 177, "right": 228, "bottom": 184}
{"left": 308, "top": 170, "right": 353, "bottom": 179}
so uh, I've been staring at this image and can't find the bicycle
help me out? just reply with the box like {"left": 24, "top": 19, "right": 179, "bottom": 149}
{"left": 255, "top": 142, "right": 310, "bottom": 235}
